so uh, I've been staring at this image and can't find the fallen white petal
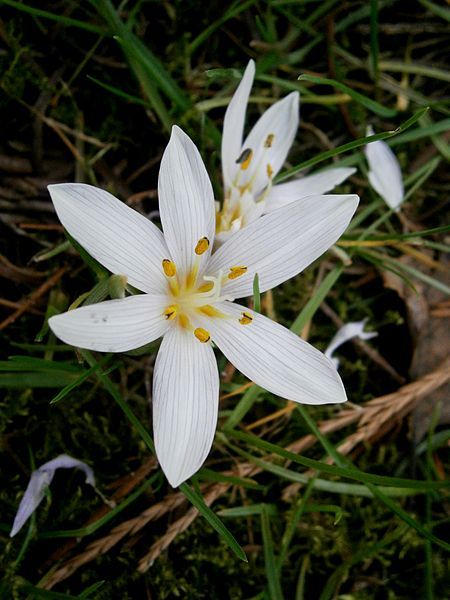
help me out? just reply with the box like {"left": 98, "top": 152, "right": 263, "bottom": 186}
{"left": 364, "top": 126, "right": 404, "bottom": 211}
{"left": 152, "top": 327, "right": 219, "bottom": 487}
{"left": 158, "top": 126, "right": 216, "bottom": 276}
{"left": 222, "top": 60, "right": 255, "bottom": 188}
{"left": 265, "top": 167, "right": 356, "bottom": 212}
{"left": 49, "top": 294, "right": 169, "bottom": 352}
{"left": 208, "top": 302, "right": 347, "bottom": 405}
{"left": 241, "top": 92, "right": 300, "bottom": 198}
{"left": 48, "top": 184, "right": 168, "bottom": 294}
{"left": 208, "top": 194, "right": 359, "bottom": 298}
{"left": 10, "top": 455, "right": 95, "bottom": 537}
{"left": 324, "top": 319, "right": 378, "bottom": 367}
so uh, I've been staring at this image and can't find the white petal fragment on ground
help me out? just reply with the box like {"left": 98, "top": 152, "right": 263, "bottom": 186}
{"left": 222, "top": 60, "right": 255, "bottom": 187}
{"left": 324, "top": 319, "right": 378, "bottom": 368}
{"left": 241, "top": 92, "right": 300, "bottom": 197}
{"left": 10, "top": 455, "right": 95, "bottom": 537}
{"left": 49, "top": 294, "right": 169, "bottom": 352}
{"left": 152, "top": 327, "right": 219, "bottom": 487}
{"left": 209, "top": 194, "right": 359, "bottom": 298}
{"left": 208, "top": 302, "right": 347, "bottom": 405}
{"left": 266, "top": 167, "right": 356, "bottom": 212}
{"left": 48, "top": 183, "right": 169, "bottom": 294}
{"left": 364, "top": 126, "right": 404, "bottom": 211}
{"left": 158, "top": 126, "right": 216, "bottom": 275}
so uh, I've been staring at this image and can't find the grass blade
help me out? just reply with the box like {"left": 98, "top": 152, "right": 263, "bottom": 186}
{"left": 180, "top": 483, "right": 248, "bottom": 562}
{"left": 298, "top": 73, "right": 394, "bottom": 116}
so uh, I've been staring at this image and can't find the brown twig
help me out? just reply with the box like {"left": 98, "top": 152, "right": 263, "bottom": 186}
{"left": 41, "top": 488, "right": 189, "bottom": 589}
{"left": 0, "top": 265, "right": 67, "bottom": 331}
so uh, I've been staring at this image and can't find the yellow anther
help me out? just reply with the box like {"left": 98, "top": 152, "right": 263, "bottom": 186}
{"left": 228, "top": 266, "right": 248, "bottom": 280}
{"left": 236, "top": 148, "right": 253, "bottom": 170}
{"left": 194, "top": 327, "right": 211, "bottom": 343}
{"left": 197, "top": 281, "right": 214, "bottom": 293}
{"left": 163, "top": 305, "right": 178, "bottom": 320}
{"left": 264, "top": 133, "right": 275, "bottom": 148}
{"left": 266, "top": 163, "right": 274, "bottom": 179}
{"left": 195, "top": 237, "right": 210, "bottom": 255}
{"left": 162, "top": 259, "right": 176, "bottom": 277}
{"left": 198, "top": 305, "right": 225, "bottom": 318}
{"left": 239, "top": 312, "right": 253, "bottom": 325}
{"left": 179, "top": 314, "right": 192, "bottom": 330}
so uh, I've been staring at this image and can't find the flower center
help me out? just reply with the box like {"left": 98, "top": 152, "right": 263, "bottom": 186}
{"left": 161, "top": 240, "right": 252, "bottom": 341}
{"left": 216, "top": 133, "right": 275, "bottom": 238}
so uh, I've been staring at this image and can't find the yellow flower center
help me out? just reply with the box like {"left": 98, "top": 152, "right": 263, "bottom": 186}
{"left": 161, "top": 239, "right": 252, "bottom": 341}
{"left": 216, "top": 133, "right": 276, "bottom": 237}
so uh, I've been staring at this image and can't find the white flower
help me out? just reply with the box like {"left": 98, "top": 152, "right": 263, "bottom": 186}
{"left": 216, "top": 60, "right": 356, "bottom": 243}
{"left": 10, "top": 455, "right": 95, "bottom": 537}
{"left": 364, "top": 125, "right": 404, "bottom": 211}
{"left": 324, "top": 319, "right": 378, "bottom": 368}
{"left": 48, "top": 126, "right": 359, "bottom": 487}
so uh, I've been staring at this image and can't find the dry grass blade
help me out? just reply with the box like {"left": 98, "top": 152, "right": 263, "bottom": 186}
{"left": 42, "top": 489, "right": 188, "bottom": 590}
{"left": 137, "top": 483, "right": 228, "bottom": 572}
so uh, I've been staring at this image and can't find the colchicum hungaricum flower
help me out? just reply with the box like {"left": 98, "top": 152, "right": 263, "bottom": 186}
{"left": 216, "top": 60, "right": 356, "bottom": 243}
{"left": 48, "top": 126, "right": 359, "bottom": 487}
{"left": 324, "top": 319, "right": 378, "bottom": 369}
{"left": 365, "top": 125, "right": 404, "bottom": 211}
{"left": 10, "top": 455, "right": 95, "bottom": 537}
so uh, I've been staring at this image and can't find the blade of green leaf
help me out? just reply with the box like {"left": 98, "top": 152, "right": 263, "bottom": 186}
{"left": 261, "top": 504, "right": 285, "bottom": 600}
{"left": 298, "top": 73, "right": 395, "bottom": 117}
{"left": 275, "top": 107, "right": 428, "bottom": 182}
{"left": 180, "top": 483, "right": 248, "bottom": 562}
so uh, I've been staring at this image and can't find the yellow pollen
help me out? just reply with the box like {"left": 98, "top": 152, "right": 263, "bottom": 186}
{"left": 239, "top": 312, "right": 253, "bottom": 325}
{"left": 194, "top": 327, "right": 211, "bottom": 343}
{"left": 195, "top": 237, "right": 210, "bottom": 255}
{"left": 163, "top": 305, "right": 178, "bottom": 320}
{"left": 162, "top": 259, "right": 176, "bottom": 277}
{"left": 179, "top": 314, "right": 192, "bottom": 330}
{"left": 197, "top": 281, "right": 214, "bottom": 293}
{"left": 266, "top": 163, "right": 274, "bottom": 179}
{"left": 236, "top": 148, "right": 253, "bottom": 170}
{"left": 198, "top": 305, "right": 226, "bottom": 318}
{"left": 264, "top": 133, "right": 275, "bottom": 148}
{"left": 228, "top": 266, "right": 248, "bottom": 280}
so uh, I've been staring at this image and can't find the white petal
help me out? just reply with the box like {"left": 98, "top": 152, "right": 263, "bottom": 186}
{"left": 10, "top": 455, "right": 95, "bottom": 537}
{"left": 364, "top": 126, "right": 404, "bottom": 211}
{"left": 49, "top": 294, "right": 169, "bottom": 352}
{"left": 265, "top": 167, "right": 356, "bottom": 212}
{"left": 158, "top": 126, "right": 216, "bottom": 276}
{"left": 240, "top": 92, "right": 299, "bottom": 197}
{"left": 48, "top": 184, "right": 168, "bottom": 294}
{"left": 207, "top": 194, "right": 359, "bottom": 298}
{"left": 324, "top": 319, "right": 378, "bottom": 361}
{"left": 152, "top": 327, "right": 219, "bottom": 487}
{"left": 208, "top": 302, "right": 346, "bottom": 405}
{"left": 222, "top": 60, "right": 255, "bottom": 188}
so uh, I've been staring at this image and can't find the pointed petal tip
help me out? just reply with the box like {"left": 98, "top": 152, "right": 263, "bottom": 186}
{"left": 245, "top": 58, "right": 256, "bottom": 74}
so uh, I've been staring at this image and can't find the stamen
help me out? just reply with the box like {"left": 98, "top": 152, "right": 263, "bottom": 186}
{"left": 264, "top": 133, "right": 275, "bottom": 148}
{"left": 179, "top": 314, "right": 192, "bottom": 330}
{"left": 195, "top": 237, "right": 210, "bottom": 255}
{"left": 163, "top": 305, "right": 178, "bottom": 320}
{"left": 162, "top": 259, "right": 176, "bottom": 277}
{"left": 197, "top": 281, "right": 214, "bottom": 293}
{"left": 236, "top": 148, "right": 253, "bottom": 171}
{"left": 194, "top": 327, "right": 211, "bottom": 343}
{"left": 198, "top": 305, "right": 226, "bottom": 318}
{"left": 266, "top": 163, "right": 274, "bottom": 179}
{"left": 228, "top": 266, "right": 248, "bottom": 280}
{"left": 239, "top": 312, "right": 253, "bottom": 325}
